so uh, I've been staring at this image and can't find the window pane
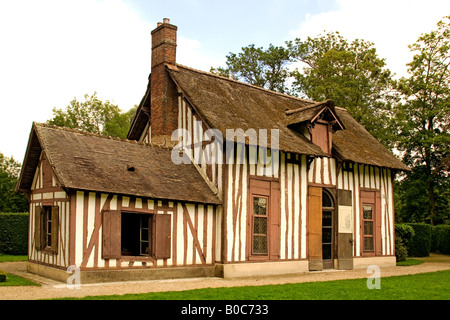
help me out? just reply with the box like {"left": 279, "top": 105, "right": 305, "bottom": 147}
{"left": 364, "top": 237, "right": 374, "bottom": 251}
{"left": 322, "top": 227, "right": 332, "bottom": 243}
{"left": 322, "top": 211, "right": 332, "bottom": 226}
{"left": 140, "top": 241, "right": 149, "bottom": 255}
{"left": 253, "top": 197, "right": 267, "bottom": 215}
{"left": 322, "top": 191, "right": 332, "bottom": 208}
{"left": 253, "top": 217, "right": 267, "bottom": 235}
{"left": 323, "top": 244, "right": 332, "bottom": 260}
{"left": 364, "top": 221, "right": 373, "bottom": 236}
{"left": 253, "top": 235, "right": 267, "bottom": 254}
{"left": 363, "top": 205, "right": 373, "bottom": 220}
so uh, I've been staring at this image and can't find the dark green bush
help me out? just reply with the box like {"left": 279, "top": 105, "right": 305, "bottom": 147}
{"left": 395, "top": 223, "right": 415, "bottom": 262}
{"left": 431, "top": 225, "right": 450, "bottom": 254}
{"left": 0, "top": 213, "right": 29, "bottom": 255}
{"left": 0, "top": 271, "right": 6, "bottom": 282}
{"left": 406, "top": 223, "right": 431, "bottom": 257}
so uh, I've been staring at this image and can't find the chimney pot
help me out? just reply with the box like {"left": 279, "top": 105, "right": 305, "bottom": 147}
{"left": 157, "top": 22, "right": 162, "bottom": 27}
{"left": 163, "top": 18, "right": 170, "bottom": 24}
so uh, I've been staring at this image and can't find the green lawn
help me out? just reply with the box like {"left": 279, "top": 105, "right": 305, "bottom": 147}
{"left": 0, "top": 272, "right": 40, "bottom": 287}
{"left": 0, "top": 254, "right": 28, "bottom": 262}
{"left": 64, "top": 269, "right": 450, "bottom": 300}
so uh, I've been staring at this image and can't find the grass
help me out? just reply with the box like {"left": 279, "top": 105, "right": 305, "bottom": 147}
{"left": 0, "top": 254, "right": 28, "bottom": 262}
{"left": 62, "top": 269, "right": 450, "bottom": 300}
{"left": 0, "top": 254, "right": 40, "bottom": 286}
{"left": 0, "top": 272, "right": 40, "bottom": 286}
{"left": 396, "top": 258, "right": 425, "bottom": 266}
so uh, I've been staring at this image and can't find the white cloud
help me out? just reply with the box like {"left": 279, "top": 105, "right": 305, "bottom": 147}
{"left": 289, "top": 0, "right": 450, "bottom": 78}
{"left": 177, "top": 36, "right": 225, "bottom": 72}
{"left": 0, "top": 0, "right": 152, "bottom": 161}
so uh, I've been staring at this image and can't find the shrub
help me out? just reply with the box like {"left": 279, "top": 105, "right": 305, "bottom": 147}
{"left": 395, "top": 223, "right": 415, "bottom": 262}
{"left": 406, "top": 223, "right": 432, "bottom": 257}
{"left": 431, "top": 225, "right": 450, "bottom": 254}
{"left": 0, "top": 213, "right": 29, "bottom": 255}
{"left": 0, "top": 271, "right": 6, "bottom": 282}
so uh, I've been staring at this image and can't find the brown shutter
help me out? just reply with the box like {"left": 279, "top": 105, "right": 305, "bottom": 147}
{"left": 337, "top": 189, "right": 353, "bottom": 270}
{"left": 375, "top": 191, "right": 382, "bottom": 256}
{"left": 308, "top": 186, "right": 322, "bottom": 271}
{"left": 42, "top": 158, "right": 53, "bottom": 188}
{"left": 153, "top": 214, "right": 171, "bottom": 259}
{"left": 102, "top": 210, "right": 121, "bottom": 259}
{"left": 34, "top": 206, "right": 43, "bottom": 250}
{"left": 51, "top": 206, "right": 59, "bottom": 252}
{"left": 269, "top": 181, "right": 281, "bottom": 260}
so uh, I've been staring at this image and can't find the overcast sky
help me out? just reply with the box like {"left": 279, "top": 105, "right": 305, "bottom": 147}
{"left": 1, "top": 0, "right": 449, "bottom": 162}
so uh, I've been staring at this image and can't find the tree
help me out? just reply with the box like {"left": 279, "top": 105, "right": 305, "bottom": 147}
{"left": 0, "top": 152, "right": 28, "bottom": 213}
{"left": 211, "top": 33, "right": 398, "bottom": 147}
{"left": 47, "top": 92, "right": 136, "bottom": 139}
{"left": 210, "top": 43, "right": 292, "bottom": 93}
{"left": 288, "top": 32, "right": 398, "bottom": 148}
{"left": 394, "top": 16, "right": 450, "bottom": 225}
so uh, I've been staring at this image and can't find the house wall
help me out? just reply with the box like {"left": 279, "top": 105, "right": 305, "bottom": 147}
{"left": 69, "top": 191, "right": 219, "bottom": 270}
{"left": 223, "top": 152, "right": 395, "bottom": 265}
{"left": 28, "top": 152, "right": 70, "bottom": 269}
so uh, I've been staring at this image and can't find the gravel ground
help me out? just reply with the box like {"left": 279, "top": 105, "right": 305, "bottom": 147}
{"left": 1, "top": 254, "right": 449, "bottom": 300}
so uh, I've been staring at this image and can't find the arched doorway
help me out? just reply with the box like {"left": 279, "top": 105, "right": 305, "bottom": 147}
{"left": 322, "top": 189, "right": 335, "bottom": 269}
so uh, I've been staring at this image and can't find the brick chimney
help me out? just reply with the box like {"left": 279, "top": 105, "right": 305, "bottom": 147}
{"left": 150, "top": 18, "right": 178, "bottom": 146}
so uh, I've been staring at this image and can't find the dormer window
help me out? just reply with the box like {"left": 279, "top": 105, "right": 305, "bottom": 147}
{"left": 286, "top": 100, "right": 345, "bottom": 155}
{"left": 311, "top": 121, "right": 331, "bottom": 154}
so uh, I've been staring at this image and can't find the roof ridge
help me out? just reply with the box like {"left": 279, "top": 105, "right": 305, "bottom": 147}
{"left": 173, "top": 64, "right": 317, "bottom": 105}
{"left": 33, "top": 122, "right": 173, "bottom": 150}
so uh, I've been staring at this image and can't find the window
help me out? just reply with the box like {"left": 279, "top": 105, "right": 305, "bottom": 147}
{"left": 322, "top": 190, "right": 335, "bottom": 268}
{"left": 44, "top": 206, "right": 52, "bottom": 248}
{"left": 102, "top": 210, "right": 171, "bottom": 260}
{"left": 360, "top": 190, "right": 381, "bottom": 256}
{"left": 34, "top": 205, "right": 59, "bottom": 251}
{"left": 252, "top": 196, "right": 268, "bottom": 255}
{"left": 121, "top": 212, "right": 152, "bottom": 257}
{"left": 362, "top": 205, "right": 374, "bottom": 252}
{"left": 248, "top": 178, "right": 281, "bottom": 260}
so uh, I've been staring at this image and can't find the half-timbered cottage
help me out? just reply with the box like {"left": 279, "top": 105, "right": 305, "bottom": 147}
{"left": 17, "top": 18, "right": 409, "bottom": 283}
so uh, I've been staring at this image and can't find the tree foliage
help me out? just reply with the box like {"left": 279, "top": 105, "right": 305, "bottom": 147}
{"left": 288, "top": 32, "right": 398, "bottom": 148}
{"left": 210, "top": 44, "right": 292, "bottom": 93}
{"left": 47, "top": 92, "right": 136, "bottom": 139}
{"left": 0, "top": 153, "right": 28, "bottom": 213}
{"left": 394, "top": 16, "right": 450, "bottom": 225}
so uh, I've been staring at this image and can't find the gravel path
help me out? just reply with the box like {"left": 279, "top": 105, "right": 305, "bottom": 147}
{"left": 1, "top": 254, "right": 449, "bottom": 300}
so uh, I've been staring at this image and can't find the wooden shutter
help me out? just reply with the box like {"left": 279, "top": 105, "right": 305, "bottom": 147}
{"left": 153, "top": 214, "right": 171, "bottom": 259}
{"left": 311, "top": 123, "right": 330, "bottom": 154}
{"left": 269, "top": 181, "right": 281, "bottom": 260}
{"left": 308, "top": 186, "right": 322, "bottom": 270}
{"left": 51, "top": 206, "right": 59, "bottom": 252}
{"left": 102, "top": 210, "right": 121, "bottom": 259}
{"left": 42, "top": 158, "right": 53, "bottom": 188}
{"left": 34, "top": 206, "right": 44, "bottom": 250}
{"left": 375, "top": 191, "right": 382, "bottom": 256}
{"left": 337, "top": 190, "right": 353, "bottom": 270}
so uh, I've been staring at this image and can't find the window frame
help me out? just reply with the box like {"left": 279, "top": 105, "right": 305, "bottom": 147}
{"left": 251, "top": 195, "right": 269, "bottom": 256}
{"left": 120, "top": 211, "right": 154, "bottom": 258}
{"left": 362, "top": 204, "right": 375, "bottom": 253}
{"left": 34, "top": 205, "right": 59, "bottom": 253}
{"left": 247, "top": 177, "right": 281, "bottom": 261}
{"left": 359, "top": 189, "right": 381, "bottom": 257}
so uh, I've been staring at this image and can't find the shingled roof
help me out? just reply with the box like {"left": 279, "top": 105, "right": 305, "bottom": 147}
{"left": 167, "top": 64, "right": 409, "bottom": 171}
{"left": 17, "top": 123, "right": 221, "bottom": 205}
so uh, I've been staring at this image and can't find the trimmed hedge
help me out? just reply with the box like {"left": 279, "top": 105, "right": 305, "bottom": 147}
{"left": 405, "top": 223, "right": 432, "bottom": 257}
{"left": 431, "top": 225, "right": 450, "bottom": 254}
{"left": 394, "top": 223, "right": 415, "bottom": 262}
{"left": 0, "top": 213, "right": 29, "bottom": 255}
{"left": 0, "top": 270, "right": 6, "bottom": 282}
